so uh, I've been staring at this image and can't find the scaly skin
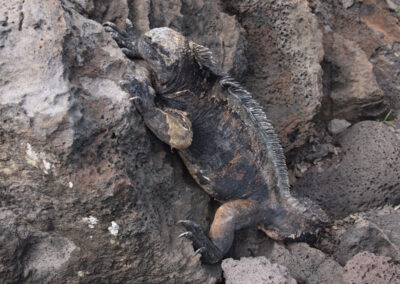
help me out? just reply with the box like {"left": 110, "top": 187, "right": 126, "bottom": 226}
{"left": 104, "top": 20, "right": 329, "bottom": 264}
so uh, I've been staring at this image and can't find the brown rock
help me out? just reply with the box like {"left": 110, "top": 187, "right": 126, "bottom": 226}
{"left": 315, "top": 0, "right": 400, "bottom": 119}
{"left": 323, "top": 32, "right": 384, "bottom": 120}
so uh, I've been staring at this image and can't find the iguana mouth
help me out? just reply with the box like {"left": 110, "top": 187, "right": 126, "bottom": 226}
{"left": 138, "top": 36, "right": 170, "bottom": 86}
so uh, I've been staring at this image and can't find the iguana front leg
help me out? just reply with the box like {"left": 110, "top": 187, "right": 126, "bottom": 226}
{"left": 104, "top": 19, "right": 140, "bottom": 59}
{"left": 122, "top": 76, "right": 193, "bottom": 150}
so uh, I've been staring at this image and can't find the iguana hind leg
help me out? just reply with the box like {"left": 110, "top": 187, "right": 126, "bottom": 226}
{"left": 179, "top": 199, "right": 262, "bottom": 263}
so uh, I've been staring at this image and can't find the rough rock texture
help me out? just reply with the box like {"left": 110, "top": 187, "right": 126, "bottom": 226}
{"left": 318, "top": 206, "right": 400, "bottom": 265}
{"left": 322, "top": 31, "right": 384, "bottom": 120}
{"left": 294, "top": 121, "right": 400, "bottom": 218}
{"left": 267, "top": 243, "right": 345, "bottom": 284}
{"left": 225, "top": 0, "right": 324, "bottom": 150}
{"left": 343, "top": 251, "right": 400, "bottom": 284}
{"left": 0, "top": 0, "right": 217, "bottom": 282}
{"left": 313, "top": 0, "right": 400, "bottom": 120}
{"left": 222, "top": 257, "right": 297, "bottom": 284}
{"left": 228, "top": 230, "right": 345, "bottom": 284}
{"left": 1, "top": 0, "right": 400, "bottom": 282}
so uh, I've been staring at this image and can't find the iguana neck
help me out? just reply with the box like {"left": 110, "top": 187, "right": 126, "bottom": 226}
{"left": 154, "top": 51, "right": 215, "bottom": 96}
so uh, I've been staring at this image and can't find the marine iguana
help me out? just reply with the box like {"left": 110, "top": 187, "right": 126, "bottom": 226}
{"left": 104, "top": 19, "right": 329, "bottom": 264}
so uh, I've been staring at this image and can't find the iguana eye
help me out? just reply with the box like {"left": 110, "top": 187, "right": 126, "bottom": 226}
{"left": 157, "top": 45, "right": 170, "bottom": 56}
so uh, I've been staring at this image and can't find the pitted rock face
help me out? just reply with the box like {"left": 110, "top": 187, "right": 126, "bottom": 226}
{"left": 344, "top": 252, "right": 400, "bottom": 284}
{"left": 293, "top": 121, "right": 400, "bottom": 218}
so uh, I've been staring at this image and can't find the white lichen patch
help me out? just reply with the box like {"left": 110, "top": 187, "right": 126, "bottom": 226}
{"left": 26, "top": 143, "right": 39, "bottom": 166}
{"left": 82, "top": 216, "right": 98, "bottom": 229}
{"left": 68, "top": 182, "right": 74, "bottom": 188}
{"left": 26, "top": 143, "right": 39, "bottom": 160}
{"left": 108, "top": 221, "right": 120, "bottom": 236}
{"left": 43, "top": 159, "right": 51, "bottom": 174}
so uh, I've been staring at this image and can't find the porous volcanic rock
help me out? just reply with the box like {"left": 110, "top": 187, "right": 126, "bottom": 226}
{"left": 222, "top": 257, "right": 297, "bottom": 284}
{"left": 343, "top": 251, "right": 400, "bottom": 284}
{"left": 0, "top": 0, "right": 217, "bottom": 282}
{"left": 294, "top": 121, "right": 400, "bottom": 218}
{"left": 225, "top": 0, "right": 324, "bottom": 150}
{"left": 268, "top": 243, "right": 345, "bottom": 284}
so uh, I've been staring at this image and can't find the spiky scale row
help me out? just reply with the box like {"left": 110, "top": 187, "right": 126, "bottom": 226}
{"left": 192, "top": 39, "right": 312, "bottom": 216}
{"left": 220, "top": 77, "right": 290, "bottom": 189}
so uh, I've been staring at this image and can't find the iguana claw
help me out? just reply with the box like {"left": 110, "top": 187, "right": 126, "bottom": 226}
{"left": 119, "top": 76, "right": 155, "bottom": 113}
{"left": 178, "top": 232, "right": 193, "bottom": 239}
{"left": 195, "top": 247, "right": 206, "bottom": 255}
{"left": 103, "top": 20, "right": 140, "bottom": 59}
{"left": 178, "top": 220, "right": 223, "bottom": 263}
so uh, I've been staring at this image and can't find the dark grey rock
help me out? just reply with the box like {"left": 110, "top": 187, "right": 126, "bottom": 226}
{"left": 0, "top": 1, "right": 217, "bottom": 283}
{"left": 268, "top": 243, "right": 344, "bottom": 284}
{"left": 294, "top": 121, "right": 400, "bottom": 218}
{"left": 330, "top": 206, "right": 400, "bottom": 265}
{"left": 371, "top": 43, "right": 400, "bottom": 111}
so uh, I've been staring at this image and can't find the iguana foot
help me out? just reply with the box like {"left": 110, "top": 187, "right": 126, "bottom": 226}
{"left": 178, "top": 220, "right": 224, "bottom": 264}
{"left": 120, "top": 74, "right": 155, "bottom": 113}
{"left": 103, "top": 19, "right": 140, "bottom": 59}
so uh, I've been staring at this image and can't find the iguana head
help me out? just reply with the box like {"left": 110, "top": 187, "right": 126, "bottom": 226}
{"left": 138, "top": 28, "right": 189, "bottom": 89}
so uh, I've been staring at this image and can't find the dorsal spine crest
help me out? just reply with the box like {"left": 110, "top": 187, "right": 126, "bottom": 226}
{"left": 191, "top": 38, "right": 306, "bottom": 212}
{"left": 218, "top": 75, "right": 306, "bottom": 212}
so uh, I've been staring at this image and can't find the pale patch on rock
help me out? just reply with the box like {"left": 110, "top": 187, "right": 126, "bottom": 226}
{"left": 23, "top": 236, "right": 76, "bottom": 281}
{"left": 82, "top": 216, "right": 99, "bottom": 229}
{"left": 108, "top": 221, "right": 120, "bottom": 236}
{"left": 68, "top": 182, "right": 74, "bottom": 188}
{"left": 79, "top": 77, "right": 128, "bottom": 103}
{"left": 339, "top": 0, "right": 354, "bottom": 9}
{"left": 26, "top": 143, "right": 39, "bottom": 166}
{"left": 42, "top": 159, "right": 51, "bottom": 174}
{"left": 328, "top": 119, "right": 351, "bottom": 135}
